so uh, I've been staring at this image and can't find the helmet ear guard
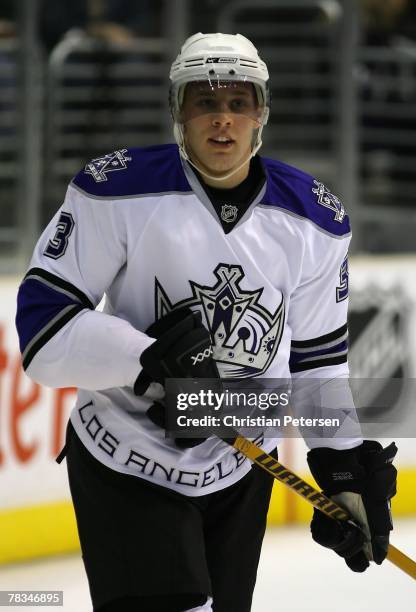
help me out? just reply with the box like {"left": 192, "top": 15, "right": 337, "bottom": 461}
{"left": 253, "top": 84, "right": 270, "bottom": 125}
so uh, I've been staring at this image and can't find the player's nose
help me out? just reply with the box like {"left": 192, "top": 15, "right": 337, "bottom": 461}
{"left": 211, "top": 110, "right": 233, "bottom": 127}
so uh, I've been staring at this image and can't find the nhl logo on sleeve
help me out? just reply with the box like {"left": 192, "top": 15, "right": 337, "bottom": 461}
{"left": 312, "top": 179, "right": 345, "bottom": 223}
{"left": 84, "top": 149, "right": 132, "bottom": 182}
{"left": 221, "top": 204, "right": 238, "bottom": 223}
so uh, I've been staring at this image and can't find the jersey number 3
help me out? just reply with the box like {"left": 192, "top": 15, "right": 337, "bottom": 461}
{"left": 44, "top": 212, "right": 75, "bottom": 259}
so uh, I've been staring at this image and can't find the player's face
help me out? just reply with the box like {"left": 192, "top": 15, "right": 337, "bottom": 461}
{"left": 181, "top": 82, "right": 261, "bottom": 186}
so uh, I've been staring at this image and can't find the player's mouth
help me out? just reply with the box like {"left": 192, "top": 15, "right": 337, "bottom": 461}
{"left": 208, "top": 136, "right": 235, "bottom": 149}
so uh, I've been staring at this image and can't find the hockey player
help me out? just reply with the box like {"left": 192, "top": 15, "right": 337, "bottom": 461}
{"left": 16, "top": 33, "right": 397, "bottom": 612}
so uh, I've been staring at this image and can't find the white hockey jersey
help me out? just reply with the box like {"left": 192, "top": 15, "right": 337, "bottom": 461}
{"left": 16, "top": 144, "right": 361, "bottom": 496}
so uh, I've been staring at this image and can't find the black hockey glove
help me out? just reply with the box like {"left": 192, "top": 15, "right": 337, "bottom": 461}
{"left": 307, "top": 440, "right": 397, "bottom": 572}
{"left": 134, "top": 308, "right": 220, "bottom": 448}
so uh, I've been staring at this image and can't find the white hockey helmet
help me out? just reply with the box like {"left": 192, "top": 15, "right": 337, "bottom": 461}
{"left": 169, "top": 33, "right": 270, "bottom": 178}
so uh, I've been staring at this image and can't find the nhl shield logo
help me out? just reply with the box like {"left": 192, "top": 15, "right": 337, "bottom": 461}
{"left": 85, "top": 149, "right": 132, "bottom": 183}
{"left": 348, "top": 285, "right": 411, "bottom": 422}
{"left": 221, "top": 204, "right": 238, "bottom": 224}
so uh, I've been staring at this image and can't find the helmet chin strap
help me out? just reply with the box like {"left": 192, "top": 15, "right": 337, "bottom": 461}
{"left": 174, "top": 123, "right": 264, "bottom": 183}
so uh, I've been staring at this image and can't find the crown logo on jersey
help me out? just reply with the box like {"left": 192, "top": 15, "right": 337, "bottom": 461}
{"left": 312, "top": 180, "right": 345, "bottom": 223}
{"left": 154, "top": 264, "right": 285, "bottom": 378}
{"left": 84, "top": 149, "right": 132, "bottom": 183}
{"left": 221, "top": 204, "right": 238, "bottom": 224}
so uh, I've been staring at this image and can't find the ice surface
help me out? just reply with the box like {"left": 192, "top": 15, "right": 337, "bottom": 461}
{"left": 0, "top": 520, "right": 415, "bottom": 611}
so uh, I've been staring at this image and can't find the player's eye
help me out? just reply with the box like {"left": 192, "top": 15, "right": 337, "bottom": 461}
{"left": 229, "top": 98, "right": 252, "bottom": 113}
{"left": 230, "top": 99, "right": 244, "bottom": 109}
{"left": 196, "top": 98, "right": 216, "bottom": 109}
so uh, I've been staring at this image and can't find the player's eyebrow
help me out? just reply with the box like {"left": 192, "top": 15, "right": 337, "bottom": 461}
{"left": 229, "top": 89, "right": 252, "bottom": 96}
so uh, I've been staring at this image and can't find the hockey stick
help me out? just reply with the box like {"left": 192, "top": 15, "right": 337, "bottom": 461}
{"left": 220, "top": 429, "right": 416, "bottom": 580}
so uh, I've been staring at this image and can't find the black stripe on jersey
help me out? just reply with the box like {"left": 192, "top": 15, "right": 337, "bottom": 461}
{"left": 290, "top": 353, "right": 348, "bottom": 373}
{"left": 24, "top": 267, "right": 94, "bottom": 309}
{"left": 22, "top": 303, "right": 85, "bottom": 370}
{"left": 291, "top": 323, "right": 348, "bottom": 350}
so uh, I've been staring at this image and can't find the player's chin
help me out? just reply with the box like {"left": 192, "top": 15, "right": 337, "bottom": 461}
{"left": 207, "top": 161, "right": 237, "bottom": 176}
{"left": 207, "top": 152, "right": 241, "bottom": 171}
